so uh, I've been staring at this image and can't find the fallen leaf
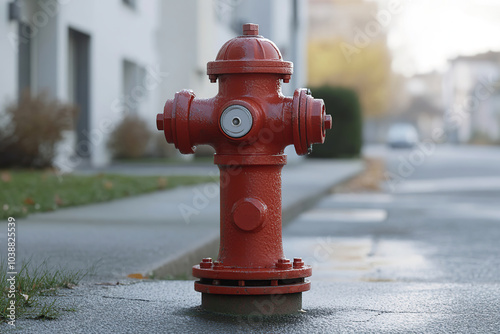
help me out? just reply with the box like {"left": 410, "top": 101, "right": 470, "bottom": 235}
{"left": 54, "top": 194, "right": 64, "bottom": 206}
{"left": 127, "top": 273, "right": 147, "bottom": 279}
{"left": 1, "top": 172, "right": 11, "bottom": 183}
{"left": 158, "top": 177, "right": 168, "bottom": 189}
{"left": 103, "top": 181, "right": 113, "bottom": 190}
{"left": 23, "top": 197, "right": 35, "bottom": 205}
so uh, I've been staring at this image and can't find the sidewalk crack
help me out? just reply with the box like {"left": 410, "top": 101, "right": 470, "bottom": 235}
{"left": 102, "top": 296, "right": 154, "bottom": 302}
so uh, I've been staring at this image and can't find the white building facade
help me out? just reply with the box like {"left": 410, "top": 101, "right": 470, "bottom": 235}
{"left": 443, "top": 52, "right": 500, "bottom": 144}
{"left": 0, "top": 0, "right": 308, "bottom": 169}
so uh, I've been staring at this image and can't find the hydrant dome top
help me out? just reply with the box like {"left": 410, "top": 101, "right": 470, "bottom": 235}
{"left": 207, "top": 23, "right": 293, "bottom": 81}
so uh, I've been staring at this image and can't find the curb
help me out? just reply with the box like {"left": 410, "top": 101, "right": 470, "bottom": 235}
{"left": 150, "top": 236, "right": 220, "bottom": 279}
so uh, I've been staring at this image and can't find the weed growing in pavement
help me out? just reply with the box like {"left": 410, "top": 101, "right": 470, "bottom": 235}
{"left": 0, "top": 259, "right": 89, "bottom": 322}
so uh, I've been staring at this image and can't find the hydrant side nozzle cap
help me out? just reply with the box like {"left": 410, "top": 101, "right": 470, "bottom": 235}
{"left": 243, "top": 23, "right": 259, "bottom": 36}
{"left": 156, "top": 113, "right": 164, "bottom": 130}
{"left": 325, "top": 114, "right": 332, "bottom": 130}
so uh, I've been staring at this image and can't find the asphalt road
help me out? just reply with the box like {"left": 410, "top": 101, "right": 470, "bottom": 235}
{"left": 280, "top": 144, "right": 500, "bottom": 331}
{"left": 286, "top": 144, "right": 500, "bottom": 284}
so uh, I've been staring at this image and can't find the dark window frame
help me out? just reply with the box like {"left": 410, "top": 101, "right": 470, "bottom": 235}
{"left": 18, "top": 22, "right": 32, "bottom": 97}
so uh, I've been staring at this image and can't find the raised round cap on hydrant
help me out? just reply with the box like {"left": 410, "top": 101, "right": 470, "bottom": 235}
{"left": 206, "top": 23, "right": 293, "bottom": 83}
{"left": 156, "top": 23, "right": 332, "bottom": 315}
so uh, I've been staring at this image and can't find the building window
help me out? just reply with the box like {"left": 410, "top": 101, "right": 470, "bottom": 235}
{"left": 122, "top": 60, "right": 146, "bottom": 115}
{"left": 122, "top": 0, "right": 136, "bottom": 10}
{"left": 18, "top": 22, "right": 32, "bottom": 96}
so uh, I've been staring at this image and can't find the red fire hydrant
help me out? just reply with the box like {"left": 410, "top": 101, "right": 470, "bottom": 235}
{"left": 157, "top": 23, "right": 331, "bottom": 314}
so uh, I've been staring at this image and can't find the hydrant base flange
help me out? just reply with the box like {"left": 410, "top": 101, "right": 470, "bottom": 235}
{"left": 192, "top": 264, "right": 312, "bottom": 280}
{"left": 201, "top": 293, "right": 303, "bottom": 315}
{"left": 194, "top": 279, "right": 311, "bottom": 295}
{"left": 193, "top": 265, "right": 311, "bottom": 314}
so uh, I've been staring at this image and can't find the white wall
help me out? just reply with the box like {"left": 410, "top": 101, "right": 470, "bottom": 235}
{"left": 158, "top": 0, "right": 234, "bottom": 102}
{"left": 1, "top": 0, "right": 310, "bottom": 167}
{"left": 445, "top": 58, "right": 500, "bottom": 144}
{"left": 0, "top": 1, "right": 20, "bottom": 106}
{"left": 54, "top": 0, "right": 162, "bottom": 168}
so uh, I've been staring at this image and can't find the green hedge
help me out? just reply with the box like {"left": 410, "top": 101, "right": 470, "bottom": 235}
{"left": 309, "top": 86, "right": 362, "bottom": 158}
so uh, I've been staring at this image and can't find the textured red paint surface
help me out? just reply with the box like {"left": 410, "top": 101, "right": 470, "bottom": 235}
{"left": 156, "top": 24, "right": 331, "bottom": 298}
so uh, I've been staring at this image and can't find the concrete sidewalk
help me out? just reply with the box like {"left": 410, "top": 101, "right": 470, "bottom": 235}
{"left": 4, "top": 175, "right": 500, "bottom": 333}
{"left": 4, "top": 146, "right": 500, "bottom": 333}
{"left": 3, "top": 159, "right": 363, "bottom": 283}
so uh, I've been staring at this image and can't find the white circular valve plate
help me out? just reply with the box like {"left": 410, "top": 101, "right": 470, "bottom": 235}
{"left": 220, "top": 105, "right": 253, "bottom": 138}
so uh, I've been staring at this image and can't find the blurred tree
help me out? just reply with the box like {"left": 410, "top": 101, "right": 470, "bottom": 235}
{"left": 308, "top": 0, "right": 395, "bottom": 118}
{"left": 107, "top": 115, "right": 151, "bottom": 159}
{"left": 308, "top": 86, "right": 362, "bottom": 158}
{"left": 308, "top": 38, "right": 392, "bottom": 117}
{"left": 0, "top": 91, "right": 77, "bottom": 168}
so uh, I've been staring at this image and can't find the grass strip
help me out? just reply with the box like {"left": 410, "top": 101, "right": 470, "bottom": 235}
{"left": 1, "top": 259, "right": 89, "bottom": 322}
{"left": 0, "top": 171, "right": 214, "bottom": 219}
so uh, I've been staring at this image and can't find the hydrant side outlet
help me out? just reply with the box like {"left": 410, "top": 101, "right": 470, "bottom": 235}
{"left": 156, "top": 23, "right": 331, "bottom": 315}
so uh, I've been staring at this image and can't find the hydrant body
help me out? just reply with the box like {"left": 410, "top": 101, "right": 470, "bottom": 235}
{"left": 157, "top": 24, "right": 331, "bottom": 314}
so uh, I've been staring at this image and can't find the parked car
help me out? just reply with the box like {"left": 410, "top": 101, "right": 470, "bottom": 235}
{"left": 386, "top": 123, "right": 419, "bottom": 148}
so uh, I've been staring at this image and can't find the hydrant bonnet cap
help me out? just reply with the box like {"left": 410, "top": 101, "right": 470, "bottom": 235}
{"left": 207, "top": 23, "right": 293, "bottom": 81}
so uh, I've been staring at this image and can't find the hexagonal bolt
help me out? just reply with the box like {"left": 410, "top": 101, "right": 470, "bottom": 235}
{"left": 243, "top": 23, "right": 259, "bottom": 36}
{"left": 293, "top": 258, "right": 305, "bottom": 269}
{"left": 209, "top": 74, "right": 218, "bottom": 83}
{"left": 276, "top": 258, "right": 292, "bottom": 270}
{"left": 200, "top": 258, "right": 213, "bottom": 268}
